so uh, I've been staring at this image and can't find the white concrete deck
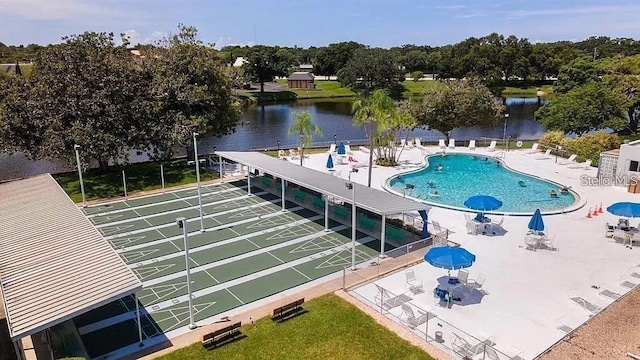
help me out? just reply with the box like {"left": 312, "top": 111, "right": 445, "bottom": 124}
{"left": 286, "top": 144, "right": 640, "bottom": 359}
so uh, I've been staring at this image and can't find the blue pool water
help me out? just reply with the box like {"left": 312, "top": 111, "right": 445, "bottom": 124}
{"left": 388, "top": 154, "right": 577, "bottom": 213}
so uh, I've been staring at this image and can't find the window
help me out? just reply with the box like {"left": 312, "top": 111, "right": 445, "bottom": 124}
{"left": 630, "top": 160, "right": 640, "bottom": 172}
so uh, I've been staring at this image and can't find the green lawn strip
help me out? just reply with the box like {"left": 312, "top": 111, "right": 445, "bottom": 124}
{"left": 54, "top": 160, "right": 218, "bottom": 203}
{"left": 501, "top": 84, "right": 554, "bottom": 97}
{"left": 157, "top": 294, "right": 433, "bottom": 360}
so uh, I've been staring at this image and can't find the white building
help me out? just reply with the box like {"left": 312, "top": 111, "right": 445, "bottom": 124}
{"left": 598, "top": 139, "right": 640, "bottom": 191}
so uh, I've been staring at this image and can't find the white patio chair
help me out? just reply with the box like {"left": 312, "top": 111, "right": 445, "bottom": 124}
{"left": 468, "top": 273, "right": 486, "bottom": 290}
{"left": 568, "top": 288, "right": 605, "bottom": 315}
{"left": 535, "top": 149, "right": 552, "bottom": 159}
{"left": 525, "top": 142, "right": 539, "bottom": 154}
{"left": 414, "top": 138, "right": 422, "bottom": 147}
{"left": 431, "top": 221, "right": 447, "bottom": 238}
{"left": 327, "top": 144, "right": 336, "bottom": 153}
{"left": 438, "top": 139, "right": 446, "bottom": 150}
{"left": 448, "top": 138, "right": 456, "bottom": 149}
{"left": 539, "top": 234, "right": 557, "bottom": 251}
{"left": 484, "top": 346, "right": 501, "bottom": 360}
{"left": 558, "top": 154, "right": 577, "bottom": 165}
{"left": 374, "top": 284, "right": 409, "bottom": 309}
{"left": 524, "top": 234, "right": 540, "bottom": 251}
{"left": 400, "top": 303, "right": 431, "bottom": 328}
{"left": 405, "top": 269, "right": 424, "bottom": 294}
{"left": 486, "top": 217, "right": 504, "bottom": 234}
{"left": 468, "top": 140, "right": 476, "bottom": 150}
{"left": 612, "top": 230, "right": 631, "bottom": 246}
{"left": 568, "top": 159, "right": 592, "bottom": 169}
{"left": 344, "top": 144, "right": 353, "bottom": 154}
{"left": 487, "top": 140, "right": 497, "bottom": 152}
{"left": 457, "top": 269, "right": 469, "bottom": 285}
{"left": 452, "top": 333, "right": 483, "bottom": 358}
{"left": 597, "top": 282, "right": 625, "bottom": 300}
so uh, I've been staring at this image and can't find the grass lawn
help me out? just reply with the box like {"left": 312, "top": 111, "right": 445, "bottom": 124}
{"left": 502, "top": 84, "right": 554, "bottom": 97}
{"left": 158, "top": 294, "right": 433, "bottom": 360}
{"left": 54, "top": 160, "right": 217, "bottom": 203}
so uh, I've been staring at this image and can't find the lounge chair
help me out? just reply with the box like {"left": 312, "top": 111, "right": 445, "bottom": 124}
{"left": 399, "top": 138, "right": 406, "bottom": 148}
{"left": 568, "top": 288, "right": 604, "bottom": 315}
{"left": 399, "top": 303, "right": 431, "bottom": 329}
{"left": 456, "top": 269, "right": 469, "bottom": 285}
{"left": 415, "top": 138, "right": 422, "bottom": 147}
{"left": 430, "top": 221, "right": 447, "bottom": 238}
{"left": 468, "top": 273, "right": 486, "bottom": 290}
{"left": 327, "top": 144, "right": 336, "bottom": 153}
{"left": 373, "top": 284, "right": 410, "bottom": 309}
{"left": 619, "top": 274, "right": 638, "bottom": 289}
{"left": 569, "top": 159, "right": 592, "bottom": 169}
{"left": 448, "top": 139, "right": 456, "bottom": 149}
{"left": 526, "top": 143, "right": 539, "bottom": 154}
{"left": 612, "top": 230, "right": 631, "bottom": 246}
{"left": 452, "top": 333, "right": 483, "bottom": 358}
{"left": 558, "top": 154, "right": 577, "bottom": 165}
{"left": 345, "top": 144, "right": 353, "bottom": 154}
{"left": 503, "top": 345, "right": 525, "bottom": 360}
{"left": 630, "top": 266, "right": 640, "bottom": 279}
{"left": 597, "top": 283, "right": 624, "bottom": 300}
{"left": 538, "top": 234, "right": 557, "bottom": 251}
{"left": 555, "top": 316, "right": 581, "bottom": 334}
{"left": 486, "top": 217, "right": 504, "bottom": 234}
{"left": 535, "top": 149, "right": 552, "bottom": 159}
{"left": 438, "top": 139, "right": 446, "bottom": 150}
{"left": 487, "top": 140, "right": 497, "bottom": 152}
{"left": 405, "top": 269, "right": 424, "bottom": 294}
{"left": 468, "top": 140, "right": 476, "bottom": 150}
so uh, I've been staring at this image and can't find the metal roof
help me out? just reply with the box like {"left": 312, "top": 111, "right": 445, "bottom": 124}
{"left": 287, "top": 72, "right": 315, "bottom": 81}
{"left": 217, "top": 151, "right": 430, "bottom": 215}
{"left": 0, "top": 174, "right": 142, "bottom": 340}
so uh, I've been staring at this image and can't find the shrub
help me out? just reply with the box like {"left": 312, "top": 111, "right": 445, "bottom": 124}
{"left": 410, "top": 71, "right": 423, "bottom": 82}
{"left": 538, "top": 130, "right": 620, "bottom": 166}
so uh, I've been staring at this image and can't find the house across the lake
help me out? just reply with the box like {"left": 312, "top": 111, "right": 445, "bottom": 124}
{"left": 287, "top": 72, "right": 315, "bottom": 89}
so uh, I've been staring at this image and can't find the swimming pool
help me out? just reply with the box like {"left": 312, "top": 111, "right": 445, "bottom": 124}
{"left": 387, "top": 154, "right": 577, "bottom": 214}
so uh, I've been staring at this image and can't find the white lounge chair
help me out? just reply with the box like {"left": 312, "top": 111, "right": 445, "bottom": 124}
{"left": 468, "top": 140, "right": 476, "bottom": 150}
{"left": 431, "top": 221, "right": 447, "bottom": 238}
{"left": 558, "top": 154, "right": 577, "bottom": 165}
{"left": 597, "top": 283, "right": 624, "bottom": 300}
{"left": 415, "top": 138, "right": 422, "bottom": 147}
{"left": 327, "top": 144, "right": 336, "bottom": 153}
{"left": 399, "top": 303, "right": 431, "bottom": 328}
{"left": 526, "top": 143, "right": 539, "bottom": 154}
{"left": 452, "top": 333, "right": 483, "bottom": 358}
{"left": 438, "top": 139, "right": 446, "bottom": 150}
{"left": 448, "top": 139, "right": 456, "bottom": 149}
{"left": 344, "top": 144, "right": 353, "bottom": 154}
{"left": 399, "top": 139, "right": 406, "bottom": 149}
{"left": 405, "top": 269, "right": 424, "bottom": 294}
{"left": 620, "top": 274, "right": 639, "bottom": 289}
{"left": 535, "top": 149, "right": 552, "bottom": 159}
{"left": 487, "top": 140, "right": 497, "bottom": 152}
{"left": 555, "top": 316, "right": 581, "bottom": 334}
{"left": 568, "top": 288, "right": 605, "bottom": 315}
{"left": 486, "top": 217, "right": 504, "bottom": 234}
{"left": 569, "top": 159, "right": 592, "bottom": 169}
{"left": 373, "top": 284, "right": 410, "bottom": 309}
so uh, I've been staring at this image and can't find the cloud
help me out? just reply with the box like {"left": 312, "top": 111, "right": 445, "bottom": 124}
{"left": 0, "top": 0, "right": 133, "bottom": 21}
{"left": 120, "top": 29, "right": 166, "bottom": 45}
{"left": 213, "top": 37, "right": 255, "bottom": 49}
{"left": 505, "top": 4, "right": 639, "bottom": 19}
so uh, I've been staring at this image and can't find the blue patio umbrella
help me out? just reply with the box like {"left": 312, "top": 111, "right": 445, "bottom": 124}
{"left": 424, "top": 246, "right": 476, "bottom": 273}
{"left": 528, "top": 208, "right": 545, "bottom": 233}
{"left": 606, "top": 202, "right": 640, "bottom": 218}
{"left": 326, "top": 154, "right": 334, "bottom": 169}
{"left": 463, "top": 195, "right": 503, "bottom": 220}
{"left": 337, "top": 142, "right": 346, "bottom": 155}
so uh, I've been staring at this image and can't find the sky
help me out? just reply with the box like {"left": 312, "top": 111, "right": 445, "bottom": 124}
{"left": 0, "top": 0, "right": 639, "bottom": 48}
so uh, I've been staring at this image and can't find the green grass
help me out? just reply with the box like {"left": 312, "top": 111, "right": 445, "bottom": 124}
{"left": 400, "top": 80, "right": 443, "bottom": 97}
{"left": 501, "top": 84, "right": 554, "bottom": 97}
{"left": 53, "top": 160, "right": 218, "bottom": 203}
{"left": 158, "top": 294, "right": 433, "bottom": 360}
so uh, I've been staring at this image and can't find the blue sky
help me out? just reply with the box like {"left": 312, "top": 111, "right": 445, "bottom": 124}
{"left": 0, "top": 0, "right": 638, "bottom": 47}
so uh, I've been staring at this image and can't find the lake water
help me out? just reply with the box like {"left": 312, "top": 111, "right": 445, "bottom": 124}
{"left": 0, "top": 97, "right": 546, "bottom": 181}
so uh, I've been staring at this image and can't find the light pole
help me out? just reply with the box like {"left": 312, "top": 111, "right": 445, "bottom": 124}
{"left": 74, "top": 144, "right": 86, "bottom": 207}
{"left": 177, "top": 217, "right": 196, "bottom": 330}
{"left": 555, "top": 145, "right": 562, "bottom": 164}
{"left": 334, "top": 134, "right": 337, "bottom": 145}
{"left": 345, "top": 181, "right": 357, "bottom": 270}
{"left": 193, "top": 132, "right": 205, "bottom": 232}
{"left": 299, "top": 134, "right": 304, "bottom": 166}
{"left": 277, "top": 140, "right": 280, "bottom": 152}
{"left": 503, "top": 113, "right": 509, "bottom": 147}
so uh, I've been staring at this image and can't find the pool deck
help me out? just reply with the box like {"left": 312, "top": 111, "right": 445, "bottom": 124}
{"left": 287, "top": 144, "right": 640, "bottom": 359}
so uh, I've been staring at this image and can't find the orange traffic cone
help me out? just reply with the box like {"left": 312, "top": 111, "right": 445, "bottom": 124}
{"left": 592, "top": 208, "right": 599, "bottom": 216}
{"left": 598, "top": 203, "right": 604, "bottom": 214}
{"left": 586, "top": 208, "right": 592, "bottom": 218}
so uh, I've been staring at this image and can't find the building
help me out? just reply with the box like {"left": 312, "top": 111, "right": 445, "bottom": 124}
{"left": 598, "top": 139, "right": 640, "bottom": 191}
{"left": 233, "top": 57, "right": 248, "bottom": 67}
{"left": 298, "top": 64, "right": 313, "bottom": 72}
{"left": 287, "top": 72, "right": 315, "bottom": 89}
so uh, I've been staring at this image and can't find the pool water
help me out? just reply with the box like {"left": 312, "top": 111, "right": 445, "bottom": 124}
{"left": 388, "top": 154, "right": 577, "bottom": 213}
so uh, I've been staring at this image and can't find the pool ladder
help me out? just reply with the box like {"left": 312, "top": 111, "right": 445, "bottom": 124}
{"left": 493, "top": 151, "right": 506, "bottom": 159}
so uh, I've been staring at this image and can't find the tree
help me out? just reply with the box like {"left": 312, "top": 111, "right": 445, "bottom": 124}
{"left": 148, "top": 24, "right": 241, "bottom": 159}
{"left": 288, "top": 112, "right": 322, "bottom": 166}
{"left": 535, "top": 82, "right": 626, "bottom": 135}
{"left": 600, "top": 55, "right": 640, "bottom": 132}
{"left": 407, "top": 80, "right": 505, "bottom": 141}
{"left": 243, "top": 45, "right": 289, "bottom": 92}
{"left": 338, "top": 48, "right": 404, "bottom": 95}
{"left": 313, "top": 41, "right": 365, "bottom": 78}
{"left": 352, "top": 89, "right": 396, "bottom": 186}
{"left": 401, "top": 50, "right": 429, "bottom": 73}
{"left": 555, "top": 56, "right": 599, "bottom": 93}
{"left": 0, "top": 32, "right": 154, "bottom": 171}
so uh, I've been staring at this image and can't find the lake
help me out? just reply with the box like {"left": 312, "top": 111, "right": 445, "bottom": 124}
{"left": 0, "top": 97, "right": 546, "bottom": 181}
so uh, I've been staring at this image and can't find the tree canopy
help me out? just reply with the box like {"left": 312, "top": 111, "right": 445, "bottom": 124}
{"left": 243, "top": 45, "right": 290, "bottom": 92}
{"left": 288, "top": 111, "right": 322, "bottom": 166}
{"left": 406, "top": 80, "right": 505, "bottom": 140}
{"left": 535, "top": 82, "right": 626, "bottom": 135}
{"left": 338, "top": 48, "right": 404, "bottom": 95}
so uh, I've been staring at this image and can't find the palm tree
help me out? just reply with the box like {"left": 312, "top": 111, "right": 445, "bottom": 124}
{"left": 352, "top": 89, "right": 395, "bottom": 187}
{"left": 288, "top": 111, "right": 322, "bottom": 166}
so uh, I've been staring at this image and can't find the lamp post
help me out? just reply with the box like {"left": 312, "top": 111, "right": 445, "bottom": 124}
{"left": 503, "top": 113, "right": 509, "bottom": 147}
{"left": 299, "top": 134, "right": 304, "bottom": 166}
{"left": 277, "top": 140, "right": 280, "bottom": 152}
{"left": 345, "top": 181, "right": 357, "bottom": 270}
{"left": 74, "top": 144, "right": 86, "bottom": 207}
{"left": 334, "top": 134, "right": 337, "bottom": 145}
{"left": 555, "top": 145, "right": 562, "bottom": 164}
{"left": 177, "top": 217, "right": 197, "bottom": 330}
{"left": 193, "top": 132, "right": 205, "bottom": 232}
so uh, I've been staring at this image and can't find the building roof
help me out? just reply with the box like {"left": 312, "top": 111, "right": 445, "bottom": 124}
{"left": 299, "top": 64, "right": 313, "bottom": 70}
{"left": 287, "top": 72, "right": 315, "bottom": 81}
{"left": 0, "top": 174, "right": 142, "bottom": 340}
{"left": 233, "top": 57, "right": 248, "bottom": 67}
{"left": 217, "top": 151, "right": 430, "bottom": 215}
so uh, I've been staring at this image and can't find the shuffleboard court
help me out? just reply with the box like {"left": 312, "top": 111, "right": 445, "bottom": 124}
{"left": 73, "top": 179, "right": 407, "bottom": 358}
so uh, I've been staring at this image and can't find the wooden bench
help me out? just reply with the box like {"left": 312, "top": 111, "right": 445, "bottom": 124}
{"left": 202, "top": 322, "right": 242, "bottom": 348}
{"left": 261, "top": 177, "right": 273, "bottom": 187}
{"left": 385, "top": 226, "right": 405, "bottom": 242}
{"left": 358, "top": 216, "right": 376, "bottom": 231}
{"left": 272, "top": 298, "right": 305, "bottom": 322}
{"left": 312, "top": 197, "right": 325, "bottom": 210}
{"left": 293, "top": 189, "right": 308, "bottom": 202}
{"left": 333, "top": 206, "right": 350, "bottom": 220}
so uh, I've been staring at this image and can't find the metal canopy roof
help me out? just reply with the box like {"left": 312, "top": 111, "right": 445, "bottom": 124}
{"left": 0, "top": 174, "right": 142, "bottom": 340}
{"left": 217, "top": 151, "right": 430, "bottom": 215}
